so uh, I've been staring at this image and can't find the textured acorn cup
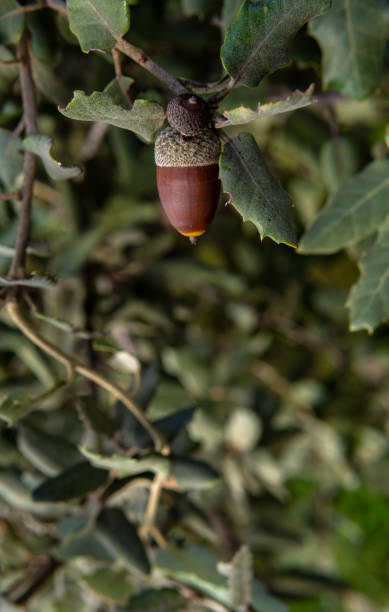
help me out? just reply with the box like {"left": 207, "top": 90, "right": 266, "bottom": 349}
{"left": 155, "top": 126, "right": 221, "bottom": 238}
{"left": 166, "top": 94, "right": 211, "bottom": 136}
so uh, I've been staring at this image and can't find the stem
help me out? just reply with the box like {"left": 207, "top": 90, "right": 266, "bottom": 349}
{"left": 6, "top": 301, "right": 170, "bottom": 455}
{"left": 0, "top": 190, "right": 20, "bottom": 201}
{"left": 114, "top": 38, "right": 188, "bottom": 96}
{"left": 177, "top": 75, "right": 230, "bottom": 95}
{"left": 8, "top": 30, "right": 37, "bottom": 279}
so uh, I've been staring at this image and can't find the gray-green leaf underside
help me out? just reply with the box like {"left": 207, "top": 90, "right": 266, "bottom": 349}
{"left": 219, "top": 133, "right": 297, "bottom": 247}
{"left": 59, "top": 90, "right": 165, "bottom": 143}
{"left": 221, "top": 0, "right": 330, "bottom": 87}
{"left": 347, "top": 215, "right": 389, "bottom": 332}
{"left": 23, "top": 135, "right": 82, "bottom": 180}
{"left": 299, "top": 159, "right": 389, "bottom": 254}
{"left": 67, "top": 0, "right": 130, "bottom": 52}
{"left": 216, "top": 85, "right": 314, "bottom": 128}
{"left": 309, "top": 0, "right": 387, "bottom": 100}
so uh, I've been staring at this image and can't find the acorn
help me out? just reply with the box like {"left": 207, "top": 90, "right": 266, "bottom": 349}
{"left": 155, "top": 94, "right": 221, "bottom": 242}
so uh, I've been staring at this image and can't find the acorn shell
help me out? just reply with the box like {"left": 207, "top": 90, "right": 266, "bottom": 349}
{"left": 155, "top": 126, "right": 221, "bottom": 238}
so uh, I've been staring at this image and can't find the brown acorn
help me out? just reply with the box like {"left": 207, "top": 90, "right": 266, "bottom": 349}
{"left": 155, "top": 94, "right": 221, "bottom": 241}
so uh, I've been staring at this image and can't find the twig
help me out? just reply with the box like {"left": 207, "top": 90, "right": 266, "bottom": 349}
{"left": 6, "top": 300, "right": 169, "bottom": 455}
{"left": 139, "top": 474, "right": 167, "bottom": 547}
{"left": 8, "top": 30, "right": 37, "bottom": 279}
{"left": 114, "top": 38, "right": 188, "bottom": 96}
{"left": 112, "top": 47, "right": 130, "bottom": 102}
{"left": 80, "top": 121, "right": 109, "bottom": 161}
{"left": 0, "top": 190, "right": 20, "bottom": 201}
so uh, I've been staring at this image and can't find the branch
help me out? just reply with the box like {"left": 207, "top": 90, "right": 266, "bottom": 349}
{"left": 8, "top": 29, "right": 37, "bottom": 279}
{"left": 114, "top": 38, "right": 188, "bottom": 96}
{"left": 6, "top": 300, "right": 170, "bottom": 455}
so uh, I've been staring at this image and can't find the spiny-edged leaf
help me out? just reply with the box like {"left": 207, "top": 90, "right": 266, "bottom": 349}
{"left": 18, "top": 423, "right": 82, "bottom": 477}
{"left": 96, "top": 507, "right": 150, "bottom": 574}
{"left": 59, "top": 90, "right": 165, "bottom": 143}
{"left": 80, "top": 446, "right": 171, "bottom": 479}
{"left": 0, "top": 128, "right": 23, "bottom": 191}
{"left": 134, "top": 405, "right": 196, "bottom": 449}
{"left": 228, "top": 546, "right": 253, "bottom": 610}
{"left": 0, "top": 468, "right": 68, "bottom": 517}
{"left": 299, "top": 159, "right": 389, "bottom": 254}
{"left": 347, "top": 214, "right": 389, "bottom": 333}
{"left": 81, "top": 567, "right": 133, "bottom": 603}
{"left": 221, "top": 0, "right": 330, "bottom": 87}
{"left": 23, "top": 135, "right": 82, "bottom": 181}
{"left": 220, "top": 132, "right": 297, "bottom": 247}
{"left": 33, "top": 461, "right": 108, "bottom": 502}
{"left": 67, "top": 0, "right": 130, "bottom": 52}
{"left": 123, "top": 588, "right": 186, "bottom": 612}
{"left": 0, "top": 392, "right": 36, "bottom": 426}
{"left": 171, "top": 456, "right": 220, "bottom": 490}
{"left": 216, "top": 85, "right": 315, "bottom": 127}
{"left": 0, "top": 0, "right": 23, "bottom": 44}
{"left": 309, "top": 0, "right": 387, "bottom": 100}
{"left": 0, "top": 274, "right": 56, "bottom": 289}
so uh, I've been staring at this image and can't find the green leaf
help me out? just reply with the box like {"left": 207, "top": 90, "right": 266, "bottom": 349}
{"left": 0, "top": 128, "right": 23, "bottom": 191}
{"left": 59, "top": 90, "right": 165, "bottom": 143}
{"left": 0, "top": 0, "right": 23, "bottom": 44}
{"left": 221, "top": 0, "right": 330, "bottom": 87}
{"left": 299, "top": 159, "right": 389, "bottom": 254}
{"left": 18, "top": 423, "right": 83, "bottom": 476}
{"left": 123, "top": 589, "right": 186, "bottom": 612}
{"left": 0, "top": 274, "right": 56, "bottom": 289}
{"left": 0, "top": 392, "right": 36, "bottom": 426}
{"left": 23, "top": 135, "right": 82, "bottom": 181}
{"left": 219, "top": 132, "right": 297, "bottom": 247}
{"left": 181, "top": 0, "right": 207, "bottom": 17}
{"left": 0, "top": 45, "right": 18, "bottom": 91}
{"left": 0, "top": 468, "right": 68, "bottom": 517}
{"left": 228, "top": 546, "right": 253, "bottom": 611}
{"left": 30, "top": 55, "right": 70, "bottom": 107}
{"left": 216, "top": 85, "right": 315, "bottom": 127}
{"left": 0, "top": 330, "right": 54, "bottom": 386}
{"left": 221, "top": 0, "right": 244, "bottom": 33}
{"left": 309, "top": 0, "right": 387, "bottom": 100}
{"left": 171, "top": 456, "right": 220, "bottom": 490}
{"left": 81, "top": 567, "right": 133, "bottom": 603}
{"left": 67, "top": 0, "right": 130, "bottom": 52}
{"left": 96, "top": 507, "right": 150, "bottom": 574}
{"left": 80, "top": 446, "right": 171, "bottom": 479}
{"left": 33, "top": 461, "right": 108, "bottom": 501}
{"left": 347, "top": 215, "right": 389, "bottom": 333}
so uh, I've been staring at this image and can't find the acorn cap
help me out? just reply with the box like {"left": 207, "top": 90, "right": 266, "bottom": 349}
{"left": 155, "top": 126, "right": 221, "bottom": 167}
{"left": 166, "top": 94, "right": 211, "bottom": 136}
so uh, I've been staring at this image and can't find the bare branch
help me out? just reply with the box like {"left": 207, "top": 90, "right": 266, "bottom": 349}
{"left": 7, "top": 300, "right": 170, "bottom": 455}
{"left": 8, "top": 30, "right": 37, "bottom": 279}
{"left": 115, "top": 38, "right": 188, "bottom": 96}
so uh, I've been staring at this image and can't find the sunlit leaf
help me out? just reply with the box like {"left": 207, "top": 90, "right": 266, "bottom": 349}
{"left": 67, "top": 0, "right": 130, "bottom": 52}
{"left": 220, "top": 132, "right": 297, "bottom": 246}
{"left": 80, "top": 446, "right": 171, "bottom": 479}
{"left": 221, "top": 0, "right": 330, "bottom": 87}
{"left": 228, "top": 546, "right": 253, "bottom": 610}
{"left": 23, "top": 135, "right": 82, "bottom": 181}
{"left": 216, "top": 85, "right": 315, "bottom": 127}
{"left": 59, "top": 90, "right": 165, "bottom": 143}
{"left": 310, "top": 0, "right": 387, "bottom": 99}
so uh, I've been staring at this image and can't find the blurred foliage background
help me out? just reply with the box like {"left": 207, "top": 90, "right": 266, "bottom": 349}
{"left": 1, "top": 1, "right": 389, "bottom": 611}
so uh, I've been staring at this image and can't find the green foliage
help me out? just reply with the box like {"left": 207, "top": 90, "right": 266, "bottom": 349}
{"left": 309, "top": 0, "right": 387, "bottom": 99}
{"left": 220, "top": 133, "right": 297, "bottom": 246}
{"left": 221, "top": 0, "right": 330, "bottom": 87}
{"left": 2, "top": 0, "right": 389, "bottom": 610}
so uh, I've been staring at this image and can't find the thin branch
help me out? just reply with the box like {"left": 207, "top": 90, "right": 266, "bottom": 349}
{"left": 0, "top": 190, "right": 20, "bottom": 201}
{"left": 8, "top": 30, "right": 37, "bottom": 279}
{"left": 6, "top": 300, "right": 170, "bottom": 455}
{"left": 114, "top": 38, "right": 188, "bottom": 96}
